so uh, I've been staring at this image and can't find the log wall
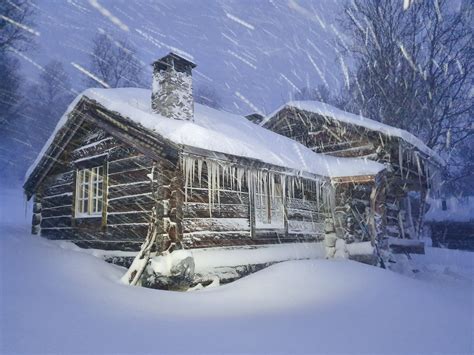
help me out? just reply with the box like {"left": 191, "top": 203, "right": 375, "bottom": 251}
{"left": 181, "top": 161, "right": 327, "bottom": 248}
{"left": 37, "top": 121, "right": 175, "bottom": 251}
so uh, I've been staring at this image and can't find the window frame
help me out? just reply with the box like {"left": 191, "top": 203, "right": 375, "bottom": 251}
{"left": 75, "top": 166, "right": 104, "bottom": 218}
{"left": 254, "top": 182, "right": 285, "bottom": 230}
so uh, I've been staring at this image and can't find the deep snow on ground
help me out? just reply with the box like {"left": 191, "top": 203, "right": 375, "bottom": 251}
{"left": 1, "top": 223, "right": 473, "bottom": 354}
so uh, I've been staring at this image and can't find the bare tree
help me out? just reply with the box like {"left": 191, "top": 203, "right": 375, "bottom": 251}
{"left": 26, "top": 60, "right": 75, "bottom": 152}
{"left": 0, "top": 0, "right": 36, "bottom": 181}
{"left": 0, "top": 0, "right": 36, "bottom": 54}
{"left": 85, "top": 33, "right": 145, "bottom": 88}
{"left": 0, "top": 0, "right": 36, "bottom": 127}
{"left": 294, "top": 84, "right": 344, "bottom": 109}
{"left": 194, "top": 84, "right": 222, "bottom": 109}
{"left": 340, "top": 0, "right": 473, "bottom": 153}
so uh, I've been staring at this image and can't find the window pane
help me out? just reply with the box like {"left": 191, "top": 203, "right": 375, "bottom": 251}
{"left": 76, "top": 167, "right": 104, "bottom": 216}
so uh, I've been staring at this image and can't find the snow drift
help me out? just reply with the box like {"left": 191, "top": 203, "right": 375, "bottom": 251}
{"left": 1, "top": 225, "right": 472, "bottom": 354}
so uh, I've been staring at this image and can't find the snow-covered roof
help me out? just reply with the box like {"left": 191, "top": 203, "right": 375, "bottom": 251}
{"left": 25, "top": 88, "right": 385, "bottom": 183}
{"left": 262, "top": 101, "right": 444, "bottom": 166}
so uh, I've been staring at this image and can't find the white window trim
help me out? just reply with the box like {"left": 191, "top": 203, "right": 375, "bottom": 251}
{"left": 75, "top": 166, "right": 104, "bottom": 218}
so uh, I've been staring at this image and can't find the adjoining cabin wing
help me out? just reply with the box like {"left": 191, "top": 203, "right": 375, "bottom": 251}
{"left": 262, "top": 100, "right": 443, "bottom": 244}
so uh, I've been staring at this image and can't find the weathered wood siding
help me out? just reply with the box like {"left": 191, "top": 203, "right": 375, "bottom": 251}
{"left": 265, "top": 107, "right": 433, "bottom": 240}
{"left": 37, "top": 121, "right": 166, "bottom": 251}
{"left": 181, "top": 161, "right": 327, "bottom": 248}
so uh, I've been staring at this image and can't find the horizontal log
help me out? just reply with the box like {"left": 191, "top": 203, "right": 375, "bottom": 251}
{"left": 182, "top": 218, "right": 250, "bottom": 233}
{"left": 107, "top": 182, "right": 152, "bottom": 200}
{"left": 108, "top": 168, "right": 153, "bottom": 186}
{"left": 43, "top": 182, "right": 73, "bottom": 197}
{"left": 287, "top": 208, "right": 326, "bottom": 222}
{"left": 106, "top": 200, "right": 155, "bottom": 213}
{"left": 183, "top": 202, "right": 249, "bottom": 219}
{"left": 108, "top": 155, "right": 153, "bottom": 174}
{"left": 107, "top": 211, "right": 151, "bottom": 225}
{"left": 107, "top": 193, "right": 155, "bottom": 207}
{"left": 42, "top": 206, "right": 73, "bottom": 218}
{"left": 74, "top": 217, "right": 102, "bottom": 229}
{"left": 184, "top": 189, "right": 249, "bottom": 205}
{"left": 41, "top": 216, "right": 72, "bottom": 229}
{"left": 288, "top": 220, "right": 324, "bottom": 235}
{"left": 42, "top": 194, "right": 73, "bottom": 209}
{"left": 287, "top": 198, "right": 321, "bottom": 211}
{"left": 43, "top": 171, "right": 75, "bottom": 187}
{"left": 70, "top": 137, "right": 119, "bottom": 161}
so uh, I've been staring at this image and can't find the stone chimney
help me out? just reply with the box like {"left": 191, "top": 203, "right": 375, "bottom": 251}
{"left": 151, "top": 52, "right": 196, "bottom": 121}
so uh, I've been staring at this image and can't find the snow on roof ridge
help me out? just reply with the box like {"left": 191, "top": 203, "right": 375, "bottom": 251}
{"left": 261, "top": 100, "right": 444, "bottom": 166}
{"left": 25, "top": 88, "right": 386, "bottom": 185}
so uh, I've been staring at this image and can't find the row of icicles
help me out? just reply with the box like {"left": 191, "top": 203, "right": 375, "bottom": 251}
{"left": 182, "top": 155, "right": 332, "bottom": 216}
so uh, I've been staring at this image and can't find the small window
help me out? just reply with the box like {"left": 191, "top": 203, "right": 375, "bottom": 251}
{"left": 255, "top": 183, "right": 284, "bottom": 229}
{"left": 75, "top": 166, "right": 104, "bottom": 217}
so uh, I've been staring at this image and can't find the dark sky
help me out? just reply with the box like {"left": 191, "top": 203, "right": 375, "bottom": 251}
{"left": 21, "top": 0, "right": 345, "bottom": 114}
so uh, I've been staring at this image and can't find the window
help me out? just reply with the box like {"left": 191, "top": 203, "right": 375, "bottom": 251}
{"left": 254, "top": 183, "right": 284, "bottom": 229}
{"left": 75, "top": 166, "right": 104, "bottom": 217}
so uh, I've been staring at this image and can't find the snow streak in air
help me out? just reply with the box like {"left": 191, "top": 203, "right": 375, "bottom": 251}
{"left": 88, "top": 0, "right": 129, "bottom": 31}
{"left": 226, "top": 13, "right": 254, "bottom": 30}
{"left": 306, "top": 53, "right": 329, "bottom": 88}
{"left": 287, "top": 0, "right": 326, "bottom": 29}
{"left": 135, "top": 29, "right": 194, "bottom": 60}
{"left": 71, "top": 62, "right": 110, "bottom": 88}
{"left": 0, "top": 14, "right": 40, "bottom": 36}
{"left": 280, "top": 73, "right": 301, "bottom": 94}
{"left": 235, "top": 91, "right": 264, "bottom": 117}
{"left": 9, "top": 47, "right": 45, "bottom": 72}
{"left": 227, "top": 50, "right": 257, "bottom": 69}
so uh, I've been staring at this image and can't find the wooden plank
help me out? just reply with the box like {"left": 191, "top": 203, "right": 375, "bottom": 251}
{"left": 182, "top": 218, "right": 250, "bottom": 233}
{"left": 42, "top": 193, "right": 73, "bottom": 209}
{"left": 41, "top": 216, "right": 72, "bottom": 229}
{"left": 70, "top": 137, "right": 119, "bottom": 161}
{"left": 108, "top": 168, "right": 154, "bottom": 186}
{"left": 184, "top": 189, "right": 249, "bottom": 205}
{"left": 43, "top": 171, "right": 75, "bottom": 187}
{"left": 332, "top": 175, "right": 376, "bottom": 184}
{"left": 108, "top": 155, "right": 153, "bottom": 174}
{"left": 107, "top": 182, "right": 152, "bottom": 199}
{"left": 107, "top": 211, "right": 151, "bottom": 225}
{"left": 43, "top": 182, "right": 73, "bottom": 197}
{"left": 42, "top": 206, "right": 72, "bottom": 218}
{"left": 287, "top": 208, "right": 326, "bottom": 221}
{"left": 288, "top": 220, "right": 325, "bottom": 234}
{"left": 287, "top": 198, "right": 321, "bottom": 211}
{"left": 106, "top": 200, "right": 155, "bottom": 213}
{"left": 183, "top": 202, "right": 249, "bottom": 219}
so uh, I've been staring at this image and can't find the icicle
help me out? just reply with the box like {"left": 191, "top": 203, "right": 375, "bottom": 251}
{"left": 281, "top": 174, "right": 286, "bottom": 205}
{"left": 316, "top": 179, "right": 320, "bottom": 211}
{"left": 399, "top": 143, "right": 404, "bottom": 177}
{"left": 197, "top": 159, "right": 203, "bottom": 187}
{"left": 237, "top": 167, "right": 244, "bottom": 193}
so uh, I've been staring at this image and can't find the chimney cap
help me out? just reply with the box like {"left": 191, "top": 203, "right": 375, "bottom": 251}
{"left": 153, "top": 52, "right": 196, "bottom": 72}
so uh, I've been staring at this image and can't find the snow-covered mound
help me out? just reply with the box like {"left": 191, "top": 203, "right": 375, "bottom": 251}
{"left": 1, "top": 226, "right": 472, "bottom": 354}
{"left": 25, "top": 88, "right": 385, "bottom": 182}
{"left": 263, "top": 100, "right": 444, "bottom": 165}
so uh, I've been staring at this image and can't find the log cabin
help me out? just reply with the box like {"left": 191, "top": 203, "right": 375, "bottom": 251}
{"left": 261, "top": 101, "right": 444, "bottom": 253}
{"left": 23, "top": 53, "right": 387, "bottom": 264}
